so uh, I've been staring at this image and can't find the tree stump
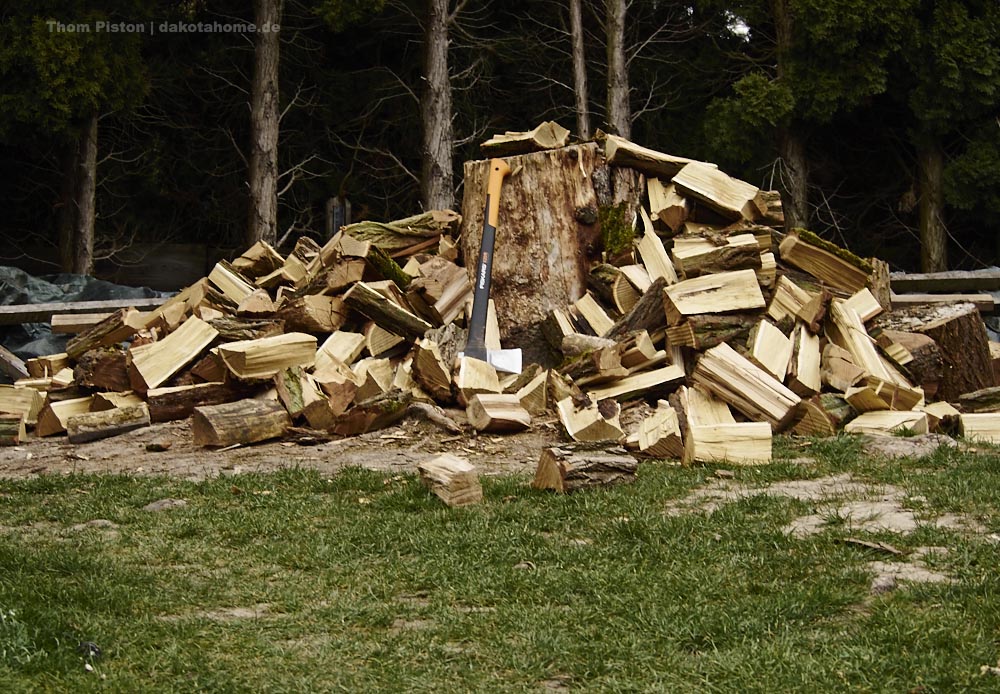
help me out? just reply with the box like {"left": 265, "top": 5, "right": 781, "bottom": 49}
{"left": 460, "top": 144, "right": 603, "bottom": 365}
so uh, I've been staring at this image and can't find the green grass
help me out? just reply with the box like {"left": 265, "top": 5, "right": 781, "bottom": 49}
{"left": 1, "top": 436, "right": 999, "bottom": 692}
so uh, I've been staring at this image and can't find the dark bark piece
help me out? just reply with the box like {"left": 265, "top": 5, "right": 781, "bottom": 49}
{"left": 604, "top": 277, "right": 668, "bottom": 339}
{"left": 74, "top": 348, "right": 131, "bottom": 392}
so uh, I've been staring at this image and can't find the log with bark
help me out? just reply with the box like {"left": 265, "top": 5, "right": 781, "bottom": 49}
{"left": 192, "top": 398, "right": 291, "bottom": 447}
{"left": 66, "top": 404, "right": 151, "bottom": 444}
{"left": 532, "top": 444, "right": 638, "bottom": 493}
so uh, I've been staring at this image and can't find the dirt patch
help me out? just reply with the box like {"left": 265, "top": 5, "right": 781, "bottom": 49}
{"left": 158, "top": 603, "right": 278, "bottom": 623}
{"left": 858, "top": 433, "right": 957, "bottom": 460}
{"left": 0, "top": 411, "right": 563, "bottom": 481}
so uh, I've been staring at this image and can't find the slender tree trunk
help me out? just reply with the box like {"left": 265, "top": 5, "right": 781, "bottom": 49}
{"left": 569, "top": 0, "right": 591, "bottom": 140}
{"left": 420, "top": 0, "right": 454, "bottom": 211}
{"left": 246, "top": 0, "right": 283, "bottom": 247}
{"left": 917, "top": 136, "right": 947, "bottom": 272}
{"left": 71, "top": 110, "right": 98, "bottom": 275}
{"left": 605, "top": 0, "right": 629, "bottom": 139}
{"left": 777, "top": 126, "right": 809, "bottom": 230}
{"left": 57, "top": 141, "right": 80, "bottom": 273}
{"left": 772, "top": 0, "right": 808, "bottom": 230}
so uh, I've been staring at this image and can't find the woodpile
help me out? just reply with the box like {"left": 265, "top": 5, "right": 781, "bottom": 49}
{"left": 2, "top": 128, "right": 998, "bottom": 470}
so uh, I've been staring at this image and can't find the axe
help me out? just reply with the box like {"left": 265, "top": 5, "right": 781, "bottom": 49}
{"left": 460, "top": 158, "right": 522, "bottom": 374}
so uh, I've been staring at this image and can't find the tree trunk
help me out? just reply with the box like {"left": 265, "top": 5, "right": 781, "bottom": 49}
{"left": 917, "top": 136, "right": 947, "bottom": 272}
{"left": 420, "top": 0, "right": 454, "bottom": 211}
{"left": 569, "top": 0, "right": 591, "bottom": 140}
{"left": 57, "top": 140, "right": 79, "bottom": 273}
{"left": 71, "top": 110, "right": 98, "bottom": 275}
{"left": 777, "top": 126, "right": 809, "bottom": 230}
{"left": 605, "top": 0, "right": 629, "bottom": 139}
{"left": 246, "top": 0, "right": 283, "bottom": 248}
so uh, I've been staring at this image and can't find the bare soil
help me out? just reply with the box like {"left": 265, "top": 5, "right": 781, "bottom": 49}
{"left": 0, "top": 409, "right": 565, "bottom": 481}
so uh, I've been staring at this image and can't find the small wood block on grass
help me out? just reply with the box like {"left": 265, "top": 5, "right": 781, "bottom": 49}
{"left": 216, "top": 332, "right": 317, "bottom": 380}
{"left": 0, "top": 414, "right": 26, "bottom": 446}
{"left": 192, "top": 398, "right": 291, "bottom": 447}
{"left": 844, "top": 411, "right": 929, "bottom": 436}
{"left": 662, "top": 269, "right": 765, "bottom": 326}
{"left": 466, "top": 393, "right": 530, "bottom": 433}
{"left": 693, "top": 342, "right": 801, "bottom": 432}
{"left": 959, "top": 413, "right": 1000, "bottom": 444}
{"left": 66, "top": 404, "right": 151, "bottom": 444}
{"left": 417, "top": 454, "right": 483, "bottom": 507}
{"left": 532, "top": 444, "right": 638, "bottom": 493}
{"left": 128, "top": 317, "right": 219, "bottom": 393}
{"left": 683, "top": 422, "right": 772, "bottom": 466}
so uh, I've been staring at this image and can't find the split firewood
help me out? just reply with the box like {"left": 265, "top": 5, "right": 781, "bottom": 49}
{"left": 406, "top": 257, "right": 472, "bottom": 325}
{"left": 231, "top": 240, "right": 284, "bottom": 278}
{"left": 844, "top": 411, "right": 928, "bottom": 436}
{"left": 66, "top": 404, "right": 151, "bottom": 444}
{"left": 192, "top": 398, "right": 291, "bottom": 447}
{"left": 466, "top": 393, "right": 531, "bottom": 433}
{"left": 636, "top": 229, "right": 679, "bottom": 285}
{"left": 0, "top": 414, "right": 25, "bottom": 445}
{"left": 342, "top": 210, "right": 460, "bottom": 252}
{"left": 66, "top": 307, "right": 143, "bottom": 360}
{"left": 747, "top": 319, "right": 792, "bottom": 381}
{"left": 90, "top": 391, "right": 144, "bottom": 411}
{"left": 418, "top": 454, "right": 483, "bottom": 507}
{"left": 315, "top": 331, "right": 366, "bottom": 371}
{"left": 683, "top": 422, "right": 772, "bottom": 466}
{"left": 572, "top": 292, "right": 615, "bottom": 337}
{"left": 821, "top": 343, "right": 866, "bottom": 392}
{"left": 752, "top": 190, "right": 784, "bottom": 226}
{"left": 786, "top": 323, "right": 822, "bottom": 397}
{"left": 0, "top": 385, "right": 46, "bottom": 425}
{"left": 274, "top": 366, "right": 328, "bottom": 422}
{"left": 959, "top": 414, "right": 1000, "bottom": 444}
{"left": 548, "top": 370, "right": 585, "bottom": 406}
{"left": 343, "top": 281, "right": 432, "bottom": 340}
{"left": 559, "top": 345, "right": 627, "bottom": 386}
{"left": 778, "top": 230, "right": 871, "bottom": 294}
{"left": 561, "top": 333, "right": 618, "bottom": 357}
{"left": 826, "top": 300, "right": 905, "bottom": 386}
{"left": 532, "top": 444, "right": 638, "bottom": 493}
{"left": 693, "top": 342, "right": 801, "bottom": 431}
{"left": 758, "top": 251, "right": 777, "bottom": 289}
{"left": 276, "top": 295, "right": 347, "bottom": 334}
{"left": 364, "top": 322, "right": 405, "bottom": 358}
{"left": 796, "top": 289, "right": 832, "bottom": 334}
{"left": 208, "top": 317, "right": 285, "bottom": 342}
{"left": 454, "top": 356, "right": 502, "bottom": 407}
{"left": 74, "top": 348, "right": 131, "bottom": 392}
{"left": 618, "top": 264, "right": 652, "bottom": 293}
{"left": 603, "top": 134, "right": 712, "bottom": 179}
{"left": 619, "top": 330, "right": 660, "bottom": 369}
{"left": 411, "top": 338, "right": 454, "bottom": 403}
{"left": 647, "top": 179, "right": 689, "bottom": 232}
{"left": 36, "top": 396, "right": 94, "bottom": 437}
{"left": 406, "top": 401, "right": 462, "bottom": 434}
{"left": 480, "top": 121, "right": 570, "bottom": 156}
{"left": 332, "top": 389, "right": 412, "bottom": 437}
{"left": 584, "top": 364, "right": 685, "bottom": 402}
{"left": 793, "top": 394, "right": 856, "bottom": 437}
{"left": 767, "top": 275, "right": 815, "bottom": 322}
{"left": 208, "top": 260, "right": 257, "bottom": 304}
{"left": 958, "top": 386, "right": 1000, "bottom": 414}
{"left": 990, "top": 342, "right": 1000, "bottom": 385}
{"left": 870, "top": 301, "right": 993, "bottom": 401}
{"left": 665, "top": 313, "right": 758, "bottom": 350}
{"left": 921, "top": 401, "right": 961, "bottom": 434}
{"left": 671, "top": 234, "right": 761, "bottom": 279}
{"left": 312, "top": 358, "right": 360, "bottom": 415}
{"left": 26, "top": 353, "right": 70, "bottom": 378}
{"left": 145, "top": 382, "right": 251, "bottom": 422}
{"left": 604, "top": 277, "right": 669, "bottom": 339}
{"left": 588, "top": 264, "right": 625, "bottom": 308}
{"left": 216, "top": 332, "right": 317, "bottom": 380}
{"left": 663, "top": 269, "right": 766, "bottom": 326}
{"left": 128, "top": 317, "right": 219, "bottom": 393}
{"left": 672, "top": 162, "right": 760, "bottom": 221}
{"left": 514, "top": 368, "right": 548, "bottom": 415}
{"left": 556, "top": 396, "right": 623, "bottom": 442}
{"left": 352, "top": 358, "right": 396, "bottom": 402}
{"left": 843, "top": 287, "right": 883, "bottom": 322}
{"left": 636, "top": 402, "right": 683, "bottom": 459}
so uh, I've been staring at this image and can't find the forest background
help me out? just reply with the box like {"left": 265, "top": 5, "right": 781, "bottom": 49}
{"left": 1, "top": 0, "right": 997, "bottom": 283}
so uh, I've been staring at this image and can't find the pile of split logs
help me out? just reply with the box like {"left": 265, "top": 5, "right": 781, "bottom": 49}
{"left": 1, "top": 129, "right": 999, "bottom": 496}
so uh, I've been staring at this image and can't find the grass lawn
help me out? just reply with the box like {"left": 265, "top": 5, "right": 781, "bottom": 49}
{"left": 2, "top": 435, "right": 1000, "bottom": 692}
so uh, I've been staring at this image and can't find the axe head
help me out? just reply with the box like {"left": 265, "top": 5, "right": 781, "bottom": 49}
{"left": 458, "top": 348, "right": 522, "bottom": 375}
